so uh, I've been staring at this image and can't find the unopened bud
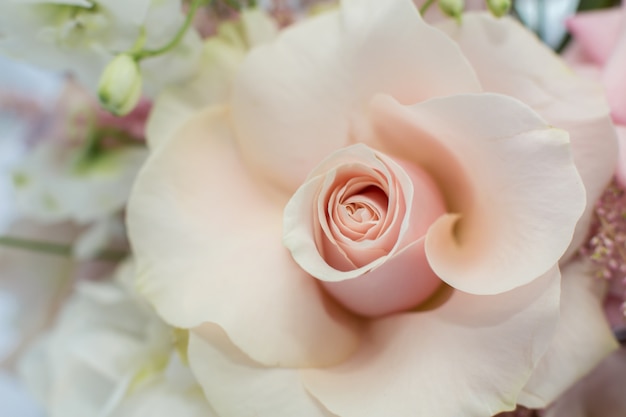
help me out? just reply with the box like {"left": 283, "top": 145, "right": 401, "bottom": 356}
{"left": 439, "top": 0, "right": 464, "bottom": 21}
{"left": 486, "top": 0, "right": 511, "bottom": 17}
{"left": 98, "top": 54, "right": 142, "bottom": 116}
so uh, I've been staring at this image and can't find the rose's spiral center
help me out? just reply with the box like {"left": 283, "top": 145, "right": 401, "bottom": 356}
{"left": 338, "top": 185, "right": 387, "bottom": 239}
{"left": 317, "top": 157, "right": 447, "bottom": 318}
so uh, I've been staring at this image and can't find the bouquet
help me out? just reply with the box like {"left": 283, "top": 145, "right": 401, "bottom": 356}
{"left": 0, "top": 0, "right": 625, "bottom": 416}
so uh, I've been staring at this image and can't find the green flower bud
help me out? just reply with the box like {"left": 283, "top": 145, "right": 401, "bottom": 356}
{"left": 486, "top": 0, "right": 511, "bottom": 17}
{"left": 439, "top": 0, "right": 464, "bottom": 22}
{"left": 98, "top": 54, "right": 142, "bottom": 116}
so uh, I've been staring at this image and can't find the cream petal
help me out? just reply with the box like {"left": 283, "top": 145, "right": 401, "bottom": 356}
{"left": 368, "top": 94, "right": 585, "bottom": 294}
{"left": 556, "top": 116, "right": 618, "bottom": 262}
{"left": 437, "top": 13, "right": 618, "bottom": 261}
{"left": 146, "top": 9, "right": 278, "bottom": 150}
{"left": 302, "top": 267, "right": 561, "bottom": 417}
{"left": 146, "top": 41, "right": 245, "bottom": 150}
{"left": 188, "top": 328, "right": 336, "bottom": 417}
{"left": 127, "top": 107, "right": 360, "bottom": 368}
{"left": 231, "top": 0, "right": 480, "bottom": 192}
{"left": 615, "top": 126, "right": 626, "bottom": 188}
{"left": 543, "top": 349, "right": 626, "bottom": 417}
{"left": 517, "top": 260, "right": 619, "bottom": 409}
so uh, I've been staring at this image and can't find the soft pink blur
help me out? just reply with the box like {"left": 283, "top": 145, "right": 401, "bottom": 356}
{"left": 567, "top": 5, "right": 626, "bottom": 186}
{"left": 95, "top": 98, "right": 152, "bottom": 140}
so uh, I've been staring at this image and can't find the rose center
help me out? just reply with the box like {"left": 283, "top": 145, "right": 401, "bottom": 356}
{"left": 338, "top": 186, "right": 387, "bottom": 238}
{"left": 319, "top": 159, "right": 447, "bottom": 318}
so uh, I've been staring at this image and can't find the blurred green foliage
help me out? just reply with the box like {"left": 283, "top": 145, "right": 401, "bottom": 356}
{"left": 577, "top": 0, "right": 621, "bottom": 11}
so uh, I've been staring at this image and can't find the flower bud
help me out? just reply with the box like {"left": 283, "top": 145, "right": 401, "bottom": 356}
{"left": 438, "top": 0, "right": 464, "bottom": 21}
{"left": 98, "top": 54, "right": 142, "bottom": 116}
{"left": 486, "top": 0, "right": 511, "bottom": 17}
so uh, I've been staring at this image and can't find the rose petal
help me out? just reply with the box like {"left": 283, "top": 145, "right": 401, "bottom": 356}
{"left": 543, "top": 350, "right": 626, "bottom": 417}
{"left": 301, "top": 267, "right": 561, "bottom": 417}
{"left": 602, "top": 20, "right": 626, "bottom": 125}
{"left": 146, "top": 9, "right": 277, "bottom": 150}
{"left": 187, "top": 328, "right": 335, "bottom": 417}
{"left": 438, "top": 13, "right": 618, "bottom": 261}
{"left": 517, "top": 260, "right": 619, "bottom": 409}
{"left": 368, "top": 94, "right": 585, "bottom": 295}
{"left": 127, "top": 107, "right": 361, "bottom": 368}
{"left": 231, "top": 0, "right": 480, "bottom": 191}
{"left": 566, "top": 8, "right": 625, "bottom": 66}
{"left": 321, "top": 239, "right": 442, "bottom": 317}
{"left": 615, "top": 126, "right": 626, "bottom": 188}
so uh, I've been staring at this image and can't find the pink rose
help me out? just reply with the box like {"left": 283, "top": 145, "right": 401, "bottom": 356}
{"left": 128, "top": 1, "right": 618, "bottom": 416}
{"left": 567, "top": 4, "right": 626, "bottom": 187}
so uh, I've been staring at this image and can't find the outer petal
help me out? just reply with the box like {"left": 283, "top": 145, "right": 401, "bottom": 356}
{"left": 145, "top": 41, "right": 245, "bottom": 150}
{"left": 231, "top": 0, "right": 480, "bottom": 191}
{"left": 615, "top": 126, "right": 626, "bottom": 187}
{"left": 368, "top": 94, "right": 584, "bottom": 295}
{"left": 188, "top": 328, "right": 335, "bottom": 417}
{"left": 146, "top": 9, "right": 278, "bottom": 150}
{"left": 301, "top": 267, "right": 561, "bottom": 417}
{"left": 127, "top": 107, "right": 361, "bottom": 368}
{"left": 543, "top": 350, "right": 626, "bottom": 417}
{"left": 438, "top": 13, "right": 618, "bottom": 261}
{"left": 517, "top": 261, "right": 619, "bottom": 408}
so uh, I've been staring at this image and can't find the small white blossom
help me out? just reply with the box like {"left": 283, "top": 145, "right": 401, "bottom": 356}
{"left": 18, "top": 260, "right": 214, "bottom": 417}
{"left": 0, "top": 0, "right": 202, "bottom": 95}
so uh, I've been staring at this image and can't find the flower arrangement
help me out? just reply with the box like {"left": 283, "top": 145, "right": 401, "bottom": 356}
{"left": 0, "top": 0, "right": 625, "bottom": 416}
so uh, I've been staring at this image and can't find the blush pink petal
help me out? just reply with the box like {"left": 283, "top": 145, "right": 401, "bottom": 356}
{"left": 231, "top": 0, "right": 480, "bottom": 192}
{"left": 368, "top": 94, "right": 585, "bottom": 295}
{"left": 188, "top": 328, "right": 335, "bottom": 417}
{"left": 517, "top": 261, "right": 619, "bottom": 409}
{"left": 438, "top": 13, "right": 618, "bottom": 262}
{"left": 602, "top": 20, "right": 626, "bottom": 125}
{"left": 322, "top": 238, "right": 441, "bottom": 317}
{"left": 301, "top": 267, "right": 561, "bottom": 417}
{"left": 127, "top": 107, "right": 361, "bottom": 368}
{"left": 566, "top": 8, "right": 624, "bottom": 66}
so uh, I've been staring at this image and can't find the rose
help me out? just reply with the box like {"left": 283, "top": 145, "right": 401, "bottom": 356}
{"left": 566, "top": 4, "right": 626, "bottom": 187}
{"left": 283, "top": 143, "right": 447, "bottom": 317}
{"left": 128, "top": 1, "right": 618, "bottom": 415}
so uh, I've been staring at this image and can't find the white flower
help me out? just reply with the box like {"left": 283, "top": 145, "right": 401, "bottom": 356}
{"left": 12, "top": 139, "right": 147, "bottom": 225}
{"left": 0, "top": 221, "right": 79, "bottom": 369}
{"left": 0, "top": 0, "right": 202, "bottom": 94}
{"left": 18, "top": 260, "right": 214, "bottom": 417}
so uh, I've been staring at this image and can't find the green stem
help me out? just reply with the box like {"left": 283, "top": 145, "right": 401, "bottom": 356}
{"left": 133, "top": 0, "right": 209, "bottom": 61}
{"left": 0, "top": 236, "right": 127, "bottom": 262}
{"left": 420, "top": 0, "right": 437, "bottom": 15}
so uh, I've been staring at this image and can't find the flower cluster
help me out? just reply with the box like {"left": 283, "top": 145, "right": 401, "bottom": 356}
{"left": 0, "top": 0, "right": 624, "bottom": 417}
